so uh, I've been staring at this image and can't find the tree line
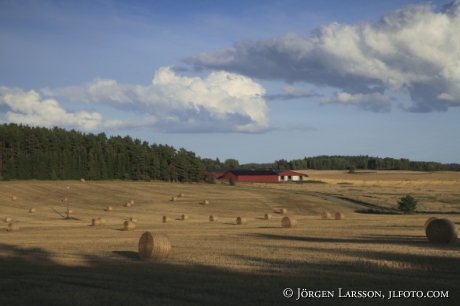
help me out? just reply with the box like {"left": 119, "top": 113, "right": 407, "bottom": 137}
{"left": 0, "top": 123, "right": 204, "bottom": 182}
{"left": 272, "top": 155, "right": 455, "bottom": 171}
{"left": 1, "top": 123, "right": 457, "bottom": 182}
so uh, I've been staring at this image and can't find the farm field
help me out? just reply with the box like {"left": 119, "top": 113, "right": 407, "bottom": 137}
{"left": 1, "top": 172, "right": 460, "bottom": 305}
{"left": 264, "top": 170, "right": 460, "bottom": 213}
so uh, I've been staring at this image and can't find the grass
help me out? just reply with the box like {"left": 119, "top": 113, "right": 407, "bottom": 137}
{"left": 1, "top": 174, "right": 460, "bottom": 305}
{"left": 297, "top": 180, "right": 327, "bottom": 184}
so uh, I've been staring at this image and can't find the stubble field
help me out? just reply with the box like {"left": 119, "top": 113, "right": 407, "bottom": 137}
{"left": 1, "top": 171, "right": 459, "bottom": 305}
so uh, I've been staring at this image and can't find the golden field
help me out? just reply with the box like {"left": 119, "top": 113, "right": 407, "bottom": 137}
{"left": 1, "top": 171, "right": 459, "bottom": 305}
{"left": 263, "top": 170, "right": 460, "bottom": 212}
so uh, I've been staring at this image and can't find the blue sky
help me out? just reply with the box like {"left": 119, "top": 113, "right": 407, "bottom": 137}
{"left": 1, "top": 0, "right": 459, "bottom": 164}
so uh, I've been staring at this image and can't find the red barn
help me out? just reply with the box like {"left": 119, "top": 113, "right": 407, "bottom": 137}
{"left": 203, "top": 169, "right": 241, "bottom": 179}
{"left": 221, "top": 170, "right": 279, "bottom": 182}
{"left": 203, "top": 169, "right": 227, "bottom": 179}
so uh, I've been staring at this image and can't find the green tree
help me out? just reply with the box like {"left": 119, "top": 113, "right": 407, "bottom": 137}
{"left": 228, "top": 176, "right": 235, "bottom": 186}
{"left": 206, "top": 172, "right": 216, "bottom": 184}
{"left": 224, "top": 158, "right": 239, "bottom": 169}
{"left": 51, "top": 169, "right": 58, "bottom": 180}
{"left": 397, "top": 195, "right": 418, "bottom": 214}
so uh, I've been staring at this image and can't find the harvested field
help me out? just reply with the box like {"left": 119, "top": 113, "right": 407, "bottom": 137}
{"left": 251, "top": 170, "right": 460, "bottom": 213}
{"left": 1, "top": 177, "right": 459, "bottom": 305}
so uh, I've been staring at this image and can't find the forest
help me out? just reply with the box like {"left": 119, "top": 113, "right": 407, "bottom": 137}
{"left": 272, "top": 156, "right": 451, "bottom": 171}
{"left": 0, "top": 123, "right": 204, "bottom": 182}
{"left": 0, "top": 123, "right": 457, "bottom": 181}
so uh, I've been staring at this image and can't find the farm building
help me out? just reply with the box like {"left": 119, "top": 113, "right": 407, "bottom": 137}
{"left": 203, "top": 169, "right": 240, "bottom": 179}
{"left": 221, "top": 170, "right": 280, "bottom": 182}
{"left": 204, "top": 169, "right": 307, "bottom": 183}
{"left": 276, "top": 170, "right": 306, "bottom": 182}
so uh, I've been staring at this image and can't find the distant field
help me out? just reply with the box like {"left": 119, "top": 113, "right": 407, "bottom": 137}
{"left": 1, "top": 175, "right": 459, "bottom": 305}
{"left": 262, "top": 170, "right": 460, "bottom": 213}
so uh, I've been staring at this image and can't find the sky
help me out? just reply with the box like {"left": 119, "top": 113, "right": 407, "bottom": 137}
{"left": 1, "top": 0, "right": 459, "bottom": 164}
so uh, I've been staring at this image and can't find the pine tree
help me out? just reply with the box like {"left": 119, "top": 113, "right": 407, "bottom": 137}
{"left": 397, "top": 195, "right": 418, "bottom": 214}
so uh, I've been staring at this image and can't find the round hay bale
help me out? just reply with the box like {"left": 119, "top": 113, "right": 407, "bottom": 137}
{"left": 179, "top": 193, "right": 184, "bottom": 197}
{"left": 335, "top": 212, "right": 345, "bottom": 220}
{"left": 130, "top": 199, "right": 135, "bottom": 205}
{"left": 264, "top": 213, "right": 272, "bottom": 220}
{"left": 123, "top": 220, "right": 136, "bottom": 231}
{"left": 125, "top": 202, "right": 131, "bottom": 207}
{"left": 92, "top": 218, "right": 101, "bottom": 226}
{"left": 203, "top": 200, "right": 209, "bottom": 205}
{"left": 62, "top": 197, "right": 68, "bottom": 202}
{"left": 80, "top": 178, "right": 85, "bottom": 182}
{"left": 130, "top": 217, "right": 137, "bottom": 223}
{"left": 106, "top": 206, "right": 113, "bottom": 212}
{"left": 236, "top": 217, "right": 247, "bottom": 225}
{"left": 181, "top": 214, "right": 189, "bottom": 220}
{"left": 138, "top": 231, "right": 171, "bottom": 260}
{"left": 11, "top": 196, "right": 17, "bottom": 201}
{"left": 171, "top": 197, "right": 177, "bottom": 202}
{"left": 280, "top": 208, "right": 287, "bottom": 214}
{"left": 162, "top": 216, "right": 171, "bottom": 223}
{"left": 7, "top": 222, "right": 19, "bottom": 232}
{"left": 5, "top": 217, "right": 12, "bottom": 223}
{"left": 66, "top": 210, "right": 73, "bottom": 215}
{"left": 98, "top": 218, "right": 106, "bottom": 225}
{"left": 281, "top": 216, "right": 297, "bottom": 228}
{"left": 209, "top": 215, "right": 218, "bottom": 222}
{"left": 29, "top": 208, "right": 36, "bottom": 213}
{"left": 425, "top": 218, "right": 458, "bottom": 243}
{"left": 321, "top": 212, "right": 331, "bottom": 219}
{"left": 424, "top": 217, "right": 438, "bottom": 229}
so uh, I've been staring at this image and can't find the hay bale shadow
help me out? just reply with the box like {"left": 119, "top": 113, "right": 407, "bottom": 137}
{"left": 112, "top": 251, "right": 139, "bottom": 259}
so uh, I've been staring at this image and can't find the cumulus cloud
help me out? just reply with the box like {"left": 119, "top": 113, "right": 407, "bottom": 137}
{"left": 43, "top": 67, "right": 269, "bottom": 133}
{"left": 182, "top": 1, "right": 460, "bottom": 112}
{"left": 0, "top": 86, "right": 102, "bottom": 130}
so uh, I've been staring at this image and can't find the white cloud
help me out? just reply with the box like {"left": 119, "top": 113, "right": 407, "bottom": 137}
{"left": 437, "top": 93, "right": 454, "bottom": 101}
{"left": 44, "top": 67, "right": 269, "bottom": 133}
{"left": 0, "top": 86, "right": 102, "bottom": 130}
{"left": 182, "top": 1, "right": 460, "bottom": 112}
